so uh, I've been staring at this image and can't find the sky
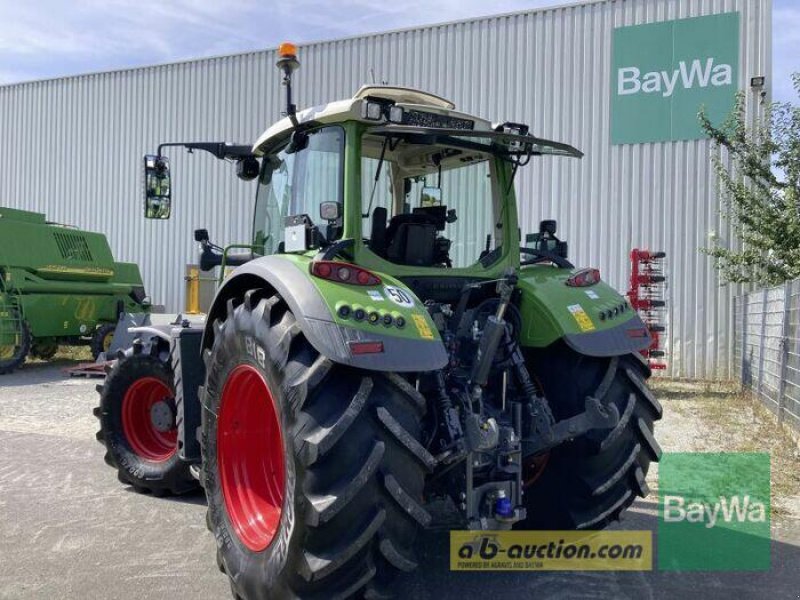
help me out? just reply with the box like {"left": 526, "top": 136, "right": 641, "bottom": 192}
{"left": 0, "top": 0, "right": 797, "bottom": 104}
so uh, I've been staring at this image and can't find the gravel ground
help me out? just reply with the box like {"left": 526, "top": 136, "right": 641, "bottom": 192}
{"left": 1, "top": 362, "right": 798, "bottom": 600}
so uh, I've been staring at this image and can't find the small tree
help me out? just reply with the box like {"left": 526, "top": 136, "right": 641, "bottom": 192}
{"left": 700, "top": 74, "right": 800, "bottom": 286}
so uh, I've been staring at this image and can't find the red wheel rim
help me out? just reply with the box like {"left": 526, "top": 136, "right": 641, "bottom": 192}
{"left": 121, "top": 377, "right": 177, "bottom": 462}
{"left": 218, "top": 364, "right": 286, "bottom": 553}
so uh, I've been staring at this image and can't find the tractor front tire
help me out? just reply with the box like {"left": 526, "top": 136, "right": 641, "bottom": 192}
{"left": 91, "top": 323, "right": 117, "bottom": 360}
{"left": 202, "top": 290, "right": 430, "bottom": 600}
{"left": 519, "top": 345, "right": 662, "bottom": 530}
{"left": 94, "top": 347, "right": 199, "bottom": 495}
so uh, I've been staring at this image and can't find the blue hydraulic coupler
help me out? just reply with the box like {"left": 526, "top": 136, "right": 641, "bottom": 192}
{"left": 495, "top": 490, "right": 514, "bottom": 519}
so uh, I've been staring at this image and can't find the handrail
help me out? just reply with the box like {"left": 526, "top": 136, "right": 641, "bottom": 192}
{"left": 219, "top": 244, "right": 260, "bottom": 285}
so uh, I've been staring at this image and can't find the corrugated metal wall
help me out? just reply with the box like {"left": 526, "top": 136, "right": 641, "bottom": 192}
{"left": 0, "top": 0, "right": 771, "bottom": 378}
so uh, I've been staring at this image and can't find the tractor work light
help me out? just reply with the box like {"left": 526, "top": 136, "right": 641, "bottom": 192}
{"left": 361, "top": 101, "right": 404, "bottom": 123}
{"left": 310, "top": 260, "right": 382, "bottom": 286}
{"left": 388, "top": 105, "right": 404, "bottom": 123}
{"left": 565, "top": 267, "right": 601, "bottom": 287}
{"left": 362, "top": 101, "right": 383, "bottom": 121}
{"left": 496, "top": 121, "right": 530, "bottom": 136}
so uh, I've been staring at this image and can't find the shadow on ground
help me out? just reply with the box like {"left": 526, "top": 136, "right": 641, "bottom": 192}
{"left": 121, "top": 485, "right": 209, "bottom": 507}
{"left": 0, "top": 359, "right": 89, "bottom": 386}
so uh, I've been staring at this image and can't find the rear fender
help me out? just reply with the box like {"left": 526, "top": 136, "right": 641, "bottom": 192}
{"left": 516, "top": 266, "right": 651, "bottom": 357}
{"left": 202, "top": 255, "right": 448, "bottom": 372}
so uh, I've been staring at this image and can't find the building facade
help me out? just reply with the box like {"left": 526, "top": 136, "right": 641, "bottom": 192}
{"left": 0, "top": 0, "right": 772, "bottom": 378}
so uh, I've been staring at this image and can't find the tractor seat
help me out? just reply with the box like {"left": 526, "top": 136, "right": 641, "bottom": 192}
{"left": 384, "top": 212, "right": 440, "bottom": 244}
{"left": 386, "top": 222, "right": 437, "bottom": 266}
{"left": 369, "top": 206, "right": 389, "bottom": 256}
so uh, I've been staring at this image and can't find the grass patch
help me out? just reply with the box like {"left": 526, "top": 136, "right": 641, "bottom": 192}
{"left": 27, "top": 344, "right": 93, "bottom": 364}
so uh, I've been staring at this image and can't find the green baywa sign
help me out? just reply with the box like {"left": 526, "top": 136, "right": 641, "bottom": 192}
{"left": 658, "top": 453, "right": 770, "bottom": 571}
{"left": 611, "top": 12, "right": 740, "bottom": 145}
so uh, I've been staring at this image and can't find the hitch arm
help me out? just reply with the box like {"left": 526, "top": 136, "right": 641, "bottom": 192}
{"left": 523, "top": 396, "right": 619, "bottom": 455}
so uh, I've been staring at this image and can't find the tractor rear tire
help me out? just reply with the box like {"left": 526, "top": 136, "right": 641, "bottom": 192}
{"left": 202, "top": 290, "right": 430, "bottom": 600}
{"left": 94, "top": 346, "right": 199, "bottom": 495}
{"left": 0, "top": 317, "right": 31, "bottom": 375}
{"left": 518, "top": 345, "right": 662, "bottom": 530}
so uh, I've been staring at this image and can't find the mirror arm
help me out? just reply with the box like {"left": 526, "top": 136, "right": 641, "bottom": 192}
{"left": 156, "top": 142, "right": 255, "bottom": 160}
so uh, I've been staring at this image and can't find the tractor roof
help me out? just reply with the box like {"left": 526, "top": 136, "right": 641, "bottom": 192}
{"left": 253, "top": 86, "right": 494, "bottom": 155}
{"left": 353, "top": 85, "right": 455, "bottom": 109}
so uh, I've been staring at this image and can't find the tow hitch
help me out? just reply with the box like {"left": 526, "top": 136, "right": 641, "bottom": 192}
{"left": 524, "top": 395, "right": 620, "bottom": 455}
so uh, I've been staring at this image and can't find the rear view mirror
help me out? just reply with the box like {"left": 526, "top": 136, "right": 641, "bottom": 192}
{"left": 143, "top": 155, "right": 171, "bottom": 219}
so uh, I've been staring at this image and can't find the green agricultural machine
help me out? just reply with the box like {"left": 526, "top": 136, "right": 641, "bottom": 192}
{"left": 0, "top": 207, "right": 149, "bottom": 374}
{"left": 95, "top": 44, "right": 662, "bottom": 599}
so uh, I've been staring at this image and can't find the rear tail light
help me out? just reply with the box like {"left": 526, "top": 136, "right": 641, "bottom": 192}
{"left": 566, "top": 268, "right": 601, "bottom": 287}
{"left": 310, "top": 261, "right": 382, "bottom": 286}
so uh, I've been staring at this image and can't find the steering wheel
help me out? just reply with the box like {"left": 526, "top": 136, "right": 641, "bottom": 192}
{"left": 519, "top": 247, "right": 574, "bottom": 269}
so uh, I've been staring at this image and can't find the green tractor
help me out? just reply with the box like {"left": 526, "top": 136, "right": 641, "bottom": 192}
{"left": 95, "top": 44, "right": 661, "bottom": 599}
{"left": 0, "top": 207, "right": 149, "bottom": 374}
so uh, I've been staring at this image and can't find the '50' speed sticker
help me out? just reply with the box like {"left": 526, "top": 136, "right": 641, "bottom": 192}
{"left": 384, "top": 286, "right": 415, "bottom": 308}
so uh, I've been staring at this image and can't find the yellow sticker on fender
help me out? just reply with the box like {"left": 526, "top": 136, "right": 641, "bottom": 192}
{"left": 411, "top": 314, "right": 435, "bottom": 340}
{"left": 567, "top": 304, "right": 595, "bottom": 332}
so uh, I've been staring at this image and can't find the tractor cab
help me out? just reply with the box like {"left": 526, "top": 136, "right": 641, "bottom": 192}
{"left": 248, "top": 79, "right": 582, "bottom": 304}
